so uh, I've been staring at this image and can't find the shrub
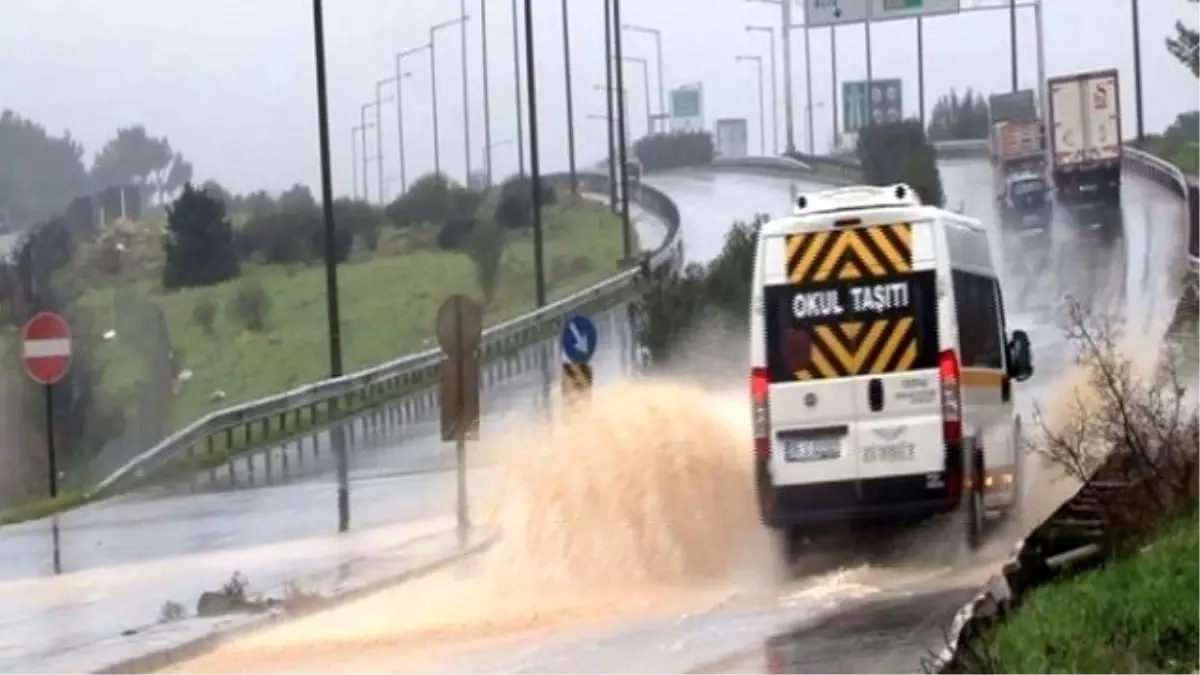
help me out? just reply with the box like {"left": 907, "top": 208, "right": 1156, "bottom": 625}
{"left": 493, "top": 176, "right": 558, "bottom": 230}
{"left": 228, "top": 279, "right": 271, "bottom": 332}
{"left": 856, "top": 120, "right": 945, "bottom": 207}
{"left": 436, "top": 216, "right": 477, "bottom": 251}
{"left": 635, "top": 215, "right": 762, "bottom": 371}
{"left": 633, "top": 131, "right": 715, "bottom": 172}
{"left": 1028, "top": 302, "right": 1199, "bottom": 546}
{"left": 162, "top": 183, "right": 240, "bottom": 289}
{"left": 192, "top": 295, "right": 216, "bottom": 334}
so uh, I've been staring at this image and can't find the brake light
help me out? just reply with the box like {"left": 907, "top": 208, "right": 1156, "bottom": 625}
{"left": 939, "top": 349, "right": 962, "bottom": 443}
{"left": 751, "top": 367, "right": 771, "bottom": 459}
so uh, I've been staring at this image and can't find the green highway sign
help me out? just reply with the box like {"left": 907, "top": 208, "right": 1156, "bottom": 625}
{"left": 842, "top": 78, "right": 904, "bottom": 133}
{"left": 669, "top": 85, "right": 704, "bottom": 131}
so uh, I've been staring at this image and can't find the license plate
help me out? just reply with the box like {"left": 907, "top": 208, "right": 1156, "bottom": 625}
{"left": 781, "top": 435, "right": 841, "bottom": 462}
{"left": 862, "top": 443, "right": 915, "bottom": 463}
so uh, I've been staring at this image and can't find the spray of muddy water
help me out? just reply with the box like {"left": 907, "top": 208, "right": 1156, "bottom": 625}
{"left": 171, "top": 379, "right": 781, "bottom": 673}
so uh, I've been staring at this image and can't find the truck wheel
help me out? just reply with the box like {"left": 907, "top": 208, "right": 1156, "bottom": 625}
{"left": 966, "top": 448, "right": 986, "bottom": 552}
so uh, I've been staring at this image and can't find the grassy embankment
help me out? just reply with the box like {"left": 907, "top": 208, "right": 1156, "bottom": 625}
{"left": 0, "top": 195, "right": 629, "bottom": 523}
{"left": 979, "top": 510, "right": 1199, "bottom": 673}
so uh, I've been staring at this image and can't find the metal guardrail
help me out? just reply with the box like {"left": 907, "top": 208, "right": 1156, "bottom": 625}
{"left": 89, "top": 170, "right": 684, "bottom": 497}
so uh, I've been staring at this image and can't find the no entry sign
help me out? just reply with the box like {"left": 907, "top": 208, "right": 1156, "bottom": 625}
{"left": 22, "top": 311, "right": 72, "bottom": 385}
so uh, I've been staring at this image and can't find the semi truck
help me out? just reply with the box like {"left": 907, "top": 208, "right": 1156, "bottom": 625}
{"left": 988, "top": 90, "right": 1053, "bottom": 231}
{"left": 1046, "top": 69, "right": 1123, "bottom": 207}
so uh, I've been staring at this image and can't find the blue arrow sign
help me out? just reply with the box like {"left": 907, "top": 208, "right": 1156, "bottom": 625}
{"left": 561, "top": 314, "right": 598, "bottom": 364}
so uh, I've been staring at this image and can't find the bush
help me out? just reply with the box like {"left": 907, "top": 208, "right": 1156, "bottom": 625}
{"left": 635, "top": 215, "right": 762, "bottom": 370}
{"left": 192, "top": 295, "right": 216, "bottom": 334}
{"left": 1028, "top": 302, "right": 1199, "bottom": 544}
{"left": 856, "top": 120, "right": 945, "bottom": 207}
{"left": 633, "top": 131, "right": 715, "bottom": 172}
{"left": 493, "top": 176, "right": 557, "bottom": 231}
{"left": 228, "top": 279, "right": 271, "bottom": 332}
{"left": 162, "top": 182, "right": 240, "bottom": 289}
{"left": 437, "top": 216, "right": 477, "bottom": 251}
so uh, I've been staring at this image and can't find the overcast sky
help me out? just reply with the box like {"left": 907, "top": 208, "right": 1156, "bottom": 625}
{"left": 2, "top": 0, "right": 1194, "bottom": 198}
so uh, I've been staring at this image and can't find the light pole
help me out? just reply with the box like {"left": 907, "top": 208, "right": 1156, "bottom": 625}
{"left": 621, "top": 24, "right": 665, "bottom": 129}
{"left": 1130, "top": 0, "right": 1144, "bottom": 144}
{"left": 309, "top": 0, "right": 348, "bottom": 532}
{"left": 479, "top": 0, "right": 494, "bottom": 187}
{"left": 521, "top": 0, "right": 546, "bottom": 308}
{"left": 621, "top": 56, "right": 653, "bottom": 137}
{"left": 736, "top": 55, "right": 766, "bottom": 155}
{"left": 746, "top": 25, "right": 778, "bottom": 154}
{"left": 372, "top": 81, "right": 398, "bottom": 204}
{"left": 395, "top": 44, "right": 429, "bottom": 194}
{"left": 561, "top": 0, "right": 578, "bottom": 192}
{"left": 359, "top": 103, "right": 374, "bottom": 201}
{"left": 430, "top": 16, "right": 468, "bottom": 178}
{"left": 603, "top": 0, "right": 617, "bottom": 210}
{"left": 746, "top": 0, "right": 797, "bottom": 153}
{"left": 511, "top": 0, "right": 526, "bottom": 177}
{"left": 613, "top": 3, "right": 633, "bottom": 261}
{"left": 459, "top": 0, "right": 472, "bottom": 183}
{"left": 350, "top": 124, "right": 362, "bottom": 200}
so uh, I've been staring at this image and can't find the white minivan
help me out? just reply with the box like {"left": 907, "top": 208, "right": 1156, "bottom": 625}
{"left": 749, "top": 183, "right": 1034, "bottom": 552}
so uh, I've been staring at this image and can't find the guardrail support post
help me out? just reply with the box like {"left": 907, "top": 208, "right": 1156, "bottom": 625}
{"left": 281, "top": 443, "right": 290, "bottom": 477}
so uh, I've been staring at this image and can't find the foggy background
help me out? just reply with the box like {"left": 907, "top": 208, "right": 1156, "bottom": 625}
{"left": 1, "top": 0, "right": 1195, "bottom": 198}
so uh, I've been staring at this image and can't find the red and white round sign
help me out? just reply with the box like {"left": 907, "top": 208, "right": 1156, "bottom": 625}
{"left": 22, "top": 311, "right": 72, "bottom": 385}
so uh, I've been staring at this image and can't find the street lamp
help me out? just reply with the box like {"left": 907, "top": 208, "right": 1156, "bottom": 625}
{"left": 478, "top": 0, "right": 495, "bottom": 188}
{"left": 736, "top": 55, "right": 766, "bottom": 156}
{"left": 511, "top": 0, "right": 526, "bottom": 177}
{"left": 373, "top": 79, "right": 402, "bottom": 204}
{"left": 359, "top": 102, "right": 376, "bottom": 201}
{"left": 430, "top": 15, "right": 469, "bottom": 178}
{"left": 621, "top": 56, "right": 653, "bottom": 137}
{"left": 310, "top": 0, "right": 349, "bottom": 532}
{"left": 621, "top": 23, "right": 665, "bottom": 126}
{"left": 395, "top": 44, "right": 429, "bottom": 194}
{"left": 745, "top": 0, "right": 797, "bottom": 153}
{"left": 746, "top": 25, "right": 779, "bottom": 154}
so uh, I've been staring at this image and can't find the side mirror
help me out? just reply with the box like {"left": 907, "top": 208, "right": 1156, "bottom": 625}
{"left": 1007, "top": 329, "right": 1034, "bottom": 382}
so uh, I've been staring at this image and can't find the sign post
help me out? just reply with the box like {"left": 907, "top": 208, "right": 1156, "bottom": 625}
{"left": 560, "top": 314, "right": 598, "bottom": 403}
{"left": 435, "top": 294, "right": 483, "bottom": 546}
{"left": 22, "top": 311, "right": 72, "bottom": 503}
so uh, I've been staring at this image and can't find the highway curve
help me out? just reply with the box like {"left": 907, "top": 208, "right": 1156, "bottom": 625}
{"left": 2, "top": 161, "right": 1187, "bottom": 673}
{"left": 150, "top": 159, "right": 1184, "bottom": 675}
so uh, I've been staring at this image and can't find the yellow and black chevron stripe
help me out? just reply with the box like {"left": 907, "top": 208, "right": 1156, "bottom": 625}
{"left": 562, "top": 362, "right": 593, "bottom": 395}
{"left": 795, "top": 317, "right": 920, "bottom": 380}
{"left": 786, "top": 224, "right": 912, "bottom": 284}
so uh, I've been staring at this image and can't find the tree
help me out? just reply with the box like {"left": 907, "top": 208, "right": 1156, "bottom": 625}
{"left": 857, "top": 120, "right": 945, "bottom": 207}
{"left": 465, "top": 223, "right": 506, "bottom": 304}
{"left": 333, "top": 198, "right": 383, "bottom": 252}
{"left": 926, "top": 88, "right": 991, "bottom": 142}
{"left": 200, "top": 179, "right": 234, "bottom": 207}
{"left": 1167, "top": 0, "right": 1199, "bottom": 77}
{"left": 90, "top": 125, "right": 191, "bottom": 207}
{"left": 278, "top": 183, "right": 317, "bottom": 213}
{"left": 162, "top": 183, "right": 240, "bottom": 288}
{"left": 492, "top": 175, "right": 557, "bottom": 230}
{"left": 242, "top": 190, "right": 276, "bottom": 218}
{"left": 0, "top": 110, "right": 91, "bottom": 228}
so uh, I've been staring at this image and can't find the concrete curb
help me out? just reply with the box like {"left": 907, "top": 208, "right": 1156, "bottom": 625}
{"left": 92, "top": 534, "right": 498, "bottom": 674}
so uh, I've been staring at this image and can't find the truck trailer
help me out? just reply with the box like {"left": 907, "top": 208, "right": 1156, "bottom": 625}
{"left": 988, "top": 90, "right": 1053, "bottom": 232}
{"left": 1046, "top": 69, "right": 1123, "bottom": 207}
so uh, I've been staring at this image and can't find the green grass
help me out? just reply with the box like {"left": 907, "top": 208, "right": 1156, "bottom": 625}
{"left": 981, "top": 510, "right": 1199, "bottom": 673}
{"left": 1144, "top": 138, "right": 1199, "bottom": 176}
{"left": 96, "top": 196, "right": 627, "bottom": 430}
